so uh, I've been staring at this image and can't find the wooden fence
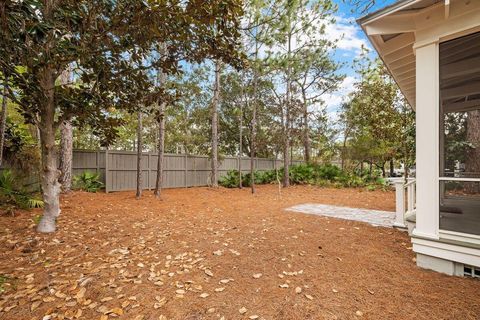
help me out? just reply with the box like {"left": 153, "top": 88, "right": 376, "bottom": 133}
{"left": 72, "top": 150, "right": 303, "bottom": 192}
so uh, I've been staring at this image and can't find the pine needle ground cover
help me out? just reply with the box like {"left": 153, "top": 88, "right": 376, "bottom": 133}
{"left": 0, "top": 186, "right": 479, "bottom": 319}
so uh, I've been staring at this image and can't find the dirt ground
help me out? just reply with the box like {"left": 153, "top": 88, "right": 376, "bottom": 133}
{"left": 0, "top": 185, "right": 479, "bottom": 320}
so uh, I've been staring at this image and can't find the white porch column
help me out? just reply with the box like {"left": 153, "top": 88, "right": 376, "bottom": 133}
{"left": 393, "top": 180, "right": 406, "bottom": 228}
{"left": 412, "top": 42, "right": 440, "bottom": 239}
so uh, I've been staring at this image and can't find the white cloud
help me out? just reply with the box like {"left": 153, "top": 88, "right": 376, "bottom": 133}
{"left": 324, "top": 16, "right": 370, "bottom": 55}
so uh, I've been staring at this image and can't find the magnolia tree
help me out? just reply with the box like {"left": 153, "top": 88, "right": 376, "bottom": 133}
{"left": 0, "top": 0, "right": 244, "bottom": 233}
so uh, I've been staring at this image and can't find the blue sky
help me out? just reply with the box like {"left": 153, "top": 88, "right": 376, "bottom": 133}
{"left": 321, "top": 0, "right": 397, "bottom": 114}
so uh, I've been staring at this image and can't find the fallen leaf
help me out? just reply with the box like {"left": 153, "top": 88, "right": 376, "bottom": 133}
{"left": 239, "top": 307, "right": 247, "bottom": 314}
{"left": 31, "top": 301, "right": 41, "bottom": 311}
{"left": 252, "top": 273, "right": 262, "bottom": 279}
{"left": 107, "top": 307, "right": 123, "bottom": 316}
{"left": 75, "top": 287, "right": 86, "bottom": 300}
{"left": 204, "top": 269, "right": 214, "bottom": 277}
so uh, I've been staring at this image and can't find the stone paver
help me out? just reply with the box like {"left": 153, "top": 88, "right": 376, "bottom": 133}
{"left": 285, "top": 203, "right": 395, "bottom": 227}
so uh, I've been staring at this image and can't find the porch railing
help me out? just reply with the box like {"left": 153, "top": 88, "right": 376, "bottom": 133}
{"left": 393, "top": 178, "right": 416, "bottom": 229}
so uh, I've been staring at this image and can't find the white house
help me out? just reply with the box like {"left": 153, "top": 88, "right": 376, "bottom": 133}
{"left": 358, "top": 0, "right": 480, "bottom": 276}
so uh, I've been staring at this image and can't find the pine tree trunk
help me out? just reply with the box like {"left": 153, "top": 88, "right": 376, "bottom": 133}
{"left": 37, "top": 70, "right": 61, "bottom": 233}
{"left": 283, "top": 28, "right": 292, "bottom": 188}
{"left": 211, "top": 60, "right": 221, "bottom": 188}
{"left": 251, "top": 68, "right": 258, "bottom": 194}
{"left": 136, "top": 111, "right": 143, "bottom": 199}
{"left": 239, "top": 82, "right": 243, "bottom": 189}
{"left": 59, "top": 120, "right": 73, "bottom": 192}
{"left": 0, "top": 83, "right": 8, "bottom": 168}
{"left": 302, "top": 90, "right": 310, "bottom": 163}
{"left": 389, "top": 159, "right": 394, "bottom": 177}
{"left": 465, "top": 110, "right": 480, "bottom": 193}
{"left": 58, "top": 69, "right": 73, "bottom": 192}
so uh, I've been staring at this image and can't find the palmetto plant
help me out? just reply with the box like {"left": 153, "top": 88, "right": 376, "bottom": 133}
{"left": 73, "top": 172, "right": 104, "bottom": 193}
{"left": 0, "top": 169, "right": 44, "bottom": 212}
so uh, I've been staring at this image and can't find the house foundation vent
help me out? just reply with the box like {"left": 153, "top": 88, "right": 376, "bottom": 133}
{"left": 463, "top": 266, "right": 480, "bottom": 278}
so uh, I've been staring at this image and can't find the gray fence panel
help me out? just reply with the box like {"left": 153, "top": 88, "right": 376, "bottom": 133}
{"left": 0, "top": 149, "right": 301, "bottom": 192}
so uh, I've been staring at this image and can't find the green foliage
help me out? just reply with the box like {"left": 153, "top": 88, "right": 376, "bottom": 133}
{"left": 219, "top": 163, "right": 390, "bottom": 190}
{"left": 73, "top": 172, "right": 104, "bottom": 193}
{"left": 33, "top": 214, "right": 42, "bottom": 225}
{"left": 2, "top": 117, "right": 41, "bottom": 175}
{"left": 219, "top": 169, "right": 278, "bottom": 188}
{"left": 0, "top": 275, "right": 9, "bottom": 294}
{"left": 288, "top": 164, "right": 315, "bottom": 184}
{"left": 218, "top": 170, "right": 242, "bottom": 188}
{"left": 0, "top": 170, "right": 44, "bottom": 212}
{"left": 341, "top": 52, "right": 415, "bottom": 175}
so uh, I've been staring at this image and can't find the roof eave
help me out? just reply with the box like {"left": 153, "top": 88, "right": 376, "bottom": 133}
{"left": 357, "top": 0, "right": 420, "bottom": 26}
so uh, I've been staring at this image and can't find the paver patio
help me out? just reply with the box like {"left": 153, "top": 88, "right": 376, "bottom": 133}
{"left": 286, "top": 203, "right": 396, "bottom": 227}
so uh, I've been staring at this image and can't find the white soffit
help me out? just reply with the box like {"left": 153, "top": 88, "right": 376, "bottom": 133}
{"left": 357, "top": 0, "right": 480, "bottom": 109}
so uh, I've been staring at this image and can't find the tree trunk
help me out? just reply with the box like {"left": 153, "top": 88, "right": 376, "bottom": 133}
{"left": 239, "top": 78, "right": 244, "bottom": 189}
{"left": 58, "top": 69, "right": 73, "bottom": 192}
{"left": 211, "top": 60, "right": 221, "bottom": 188}
{"left": 59, "top": 120, "right": 73, "bottom": 192}
{"left": 0, "top": 83, "right": 8, "bottom": 168}
{"left": 154, "top": 104, "right": 166, "bottom": 198}
{"left": 154, "top": 52, "right": 167, "bottom": 198}
{"left": 389, "top": 159, "right": 394, "bottom": 177}
{"left": 283, "top": 25, "right": 292, "bottom": 188}
{"left": 136, "top": 111, "right": 143, "bottom": 199}
{"left": 251, "top": 67, "right": 258, "bottom": 194}
{"left": 302, "top": 89, "right": 310, "bottom": 163}
{"left": 37, "top": 70, "right": 61, "bottom": 233}
{"left": 465, "top": 110, "right": 480, "bottom": 193}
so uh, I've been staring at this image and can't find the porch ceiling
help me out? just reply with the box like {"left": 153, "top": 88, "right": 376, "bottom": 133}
{"left": 357, "top": 0, "right": 480, "bottom": 110}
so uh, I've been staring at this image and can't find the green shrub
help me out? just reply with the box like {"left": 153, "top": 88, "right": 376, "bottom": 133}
{"left": 219, "top": 170, "right": 241, "bottom": 188}
{"left": 73, "top": 172, "right": 104, "bottom": 192}
{"left": 218, "top": 163, "right": 388, "bottom": 190}
{"left": 253, "top": 170, "right": 277, "bottom": 184}
{"left": 316, "top": 163, "right": 341, "bottom": 180}
{"left": 219, "top": 169, "right": 278, "bottom": 188}
{"left": 0, "top": 169, "right": 44, "bottom": 212}
{"left": 288, "top": 164, "right": 315, "bottom": 184}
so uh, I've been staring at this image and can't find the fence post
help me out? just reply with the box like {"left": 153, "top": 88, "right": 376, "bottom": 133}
{"left": 393, "top": 179, "right": 406, "bottom": 228}
{"left": 147, "top": 152, "right": 151, "bottom": 190}
{"left": 194, "top": 156, "right": 198, "bottom": 187}
{"left": 185, "top": 153, "right": 188, "bottom": 188}
{"left": 105, "top": 148, "right": 110, "bottom": 193}
{"left": 96, "top": 150, "right": 100, "bottom": 175}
